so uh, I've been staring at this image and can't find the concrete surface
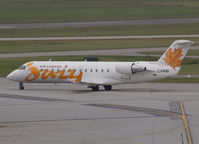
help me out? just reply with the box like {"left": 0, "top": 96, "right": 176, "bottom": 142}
{"left": 0, "top": 78, "right": 198, "bottom": 144}
{"left": 1, "top": 35, "right": 199, "bottom": 41}
{"left": 1, "top": 18, "right": 199, "bottom": 29}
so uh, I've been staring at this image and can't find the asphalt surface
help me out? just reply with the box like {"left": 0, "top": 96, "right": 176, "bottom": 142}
{"left": 1, "top": 35, "right": 199, "bottom": 41}
{"left": 0, "top": 78, "right": 198, "bottom": 144}
{"left": 0, "top": 18, "right": 199, "bottom": 29}
{"left": 0, "top": 46, "right": 198, "bottom": 58}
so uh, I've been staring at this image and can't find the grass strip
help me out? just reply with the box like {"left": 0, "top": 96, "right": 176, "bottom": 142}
{"left": 1, "top": 0, "right": 199, "bottom": 23}
{"left": 0, "top": 38, "right": 198, "bottom": 54}
{"left": 155, "top": 77, "right": 199, "bottom": 83}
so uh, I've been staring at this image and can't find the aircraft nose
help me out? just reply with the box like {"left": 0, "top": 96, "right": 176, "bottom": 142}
{"left": 7, "top": 71, "right": 16, "bottom": 81}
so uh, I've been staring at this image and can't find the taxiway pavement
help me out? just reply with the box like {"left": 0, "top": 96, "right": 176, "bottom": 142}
{"left": 1, "top": 18, "right": 199, "bottom": 29}
{"left": 1, "top": 35, "right": 199, "bottom": 41}
{"left": 0, "top": 78, "right": 198, "bottom": 144}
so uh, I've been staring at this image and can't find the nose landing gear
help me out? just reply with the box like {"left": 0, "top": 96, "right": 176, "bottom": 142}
{"left": 89, "top": 85, "right": 112, "bottom": 91}
{"left": 19, "top": 82, "right": 24, "bottom": 90}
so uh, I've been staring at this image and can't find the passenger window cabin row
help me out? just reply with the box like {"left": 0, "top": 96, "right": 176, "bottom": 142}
{"left": 39, "top": 68, "right": 110, "bottom": 73}
{"left": 85, "top": 69, "right": 110, "bottom": 72}
{"left": 19, "top": 66, "right": 110, "bottom": 73}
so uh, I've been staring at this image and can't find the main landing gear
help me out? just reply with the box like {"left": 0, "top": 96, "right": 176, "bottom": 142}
{"left": 103, "top": 85, "right": 112, "bottom": 91}
{"left": 19, "top": 82, "right": 24, "bottom": 90}
{"left": 90, "top": 85, "right": 99, "bottom": 91}
{"left": 89, "top": 85, "right": 112, "bottom": 91}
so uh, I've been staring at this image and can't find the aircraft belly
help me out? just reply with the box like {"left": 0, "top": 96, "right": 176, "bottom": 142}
{"left": 117, "top": 71, "right": 155, "bottom": 84}
{"left": 81, "top": 72, "right": 121, "bottom": 85}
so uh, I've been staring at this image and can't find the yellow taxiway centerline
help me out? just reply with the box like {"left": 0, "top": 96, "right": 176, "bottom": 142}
{"left": 180, "top": 101, "right": 192, "bottom": 144}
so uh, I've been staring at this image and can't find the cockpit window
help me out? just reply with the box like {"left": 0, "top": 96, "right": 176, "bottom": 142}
{"left": 18, "top": 66, "right": 26, "bottom": 70}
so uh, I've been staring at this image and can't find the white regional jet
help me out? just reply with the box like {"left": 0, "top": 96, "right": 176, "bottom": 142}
{"left": 7, "top": 40, "right": 193, "bottom": 91}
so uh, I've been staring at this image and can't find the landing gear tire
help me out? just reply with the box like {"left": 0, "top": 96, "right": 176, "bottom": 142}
{"left": 104, "top": 85, "right": 112, "bottom": 91}
{"left": 19, "top": 82, "right": 24, "bottom": 90}
{"left": 90, "top": 86, "right": 99, "bottom": 91}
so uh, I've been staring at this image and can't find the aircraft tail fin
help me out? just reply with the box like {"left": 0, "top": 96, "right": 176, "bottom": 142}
{"left": 158, "top": 40, "right": 193, "bottom": 70}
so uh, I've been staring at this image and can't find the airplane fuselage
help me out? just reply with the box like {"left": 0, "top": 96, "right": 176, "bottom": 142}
{"left": 8, "top": 61, "right": 178, "bottom": 85}
{"left": 7, "top": 40, "right": 192, "bottom": 91}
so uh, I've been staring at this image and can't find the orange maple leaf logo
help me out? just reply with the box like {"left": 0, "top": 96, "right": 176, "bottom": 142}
{"left": 163, "top": 48, "right": 183, "bottom": 70}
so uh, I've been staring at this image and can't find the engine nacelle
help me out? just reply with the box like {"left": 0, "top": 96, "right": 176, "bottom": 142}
{"left": 131, "top": 63, "right": 146, "bottom": 74}
{"left": 115, "top": 63, "right": 146, "bottom": 74}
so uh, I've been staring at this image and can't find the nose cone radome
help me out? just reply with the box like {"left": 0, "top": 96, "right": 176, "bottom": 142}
{"left": 7, "top": 70, "right": 26, "bottom": 82}
{"left": 6, "top": 73, "right": 11, "bottom": 79}
{"left": 7, "top": 71, "right": 17, "bottom": 81}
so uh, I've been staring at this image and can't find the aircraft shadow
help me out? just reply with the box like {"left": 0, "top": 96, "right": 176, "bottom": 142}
{"left": 70, "top": 88, "right": 178, "bottom": 94}
{"left": 20, "top": 87, "right": 178, "bottom": 93}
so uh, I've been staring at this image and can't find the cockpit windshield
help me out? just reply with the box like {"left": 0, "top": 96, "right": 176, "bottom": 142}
{"left": 18, "top": 65, "right": 26, "bottom": 70}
